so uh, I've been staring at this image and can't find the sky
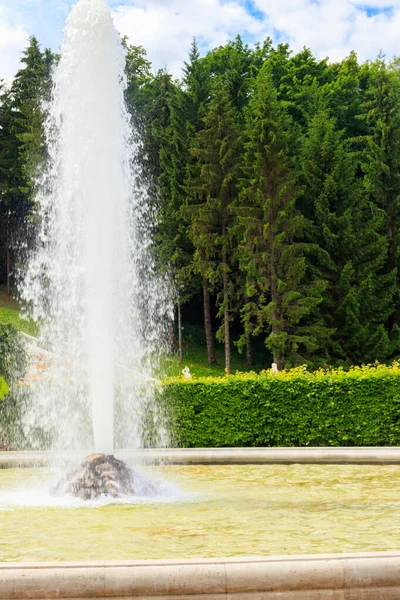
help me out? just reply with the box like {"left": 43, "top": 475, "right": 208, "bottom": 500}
{"left": 1, "top": 0, "right": 399, "bottom": 80}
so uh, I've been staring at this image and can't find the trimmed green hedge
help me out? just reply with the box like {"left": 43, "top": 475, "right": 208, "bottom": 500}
{"left": 0, "top": 376, "right": 8, "bottom": 399}
{"left": 161, "top": 363, "right": 400, "bottom": 447}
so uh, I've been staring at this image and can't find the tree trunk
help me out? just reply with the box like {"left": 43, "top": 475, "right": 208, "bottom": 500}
{"left": 168, "top": 318, "right": 176, "bottom": 352}
{"left": 203, "top": 281, "right": 216, "bottom": 365}
{"left": 177, "top": 301, "right": 183, "bottom": 364}
{"left": 6, "top": 247, "right": 11, "bottom": 295}
{"left": 246, "top": 332, "right": 252, "bottom": 367}
{"left": 243, "top": 294, "right": 253, "bottom": 367}
{"left": 268, "top": 202, "right": 283, "bottom": 370}
{"left": 222, "top": 263, "right": 231, "bottom": 374}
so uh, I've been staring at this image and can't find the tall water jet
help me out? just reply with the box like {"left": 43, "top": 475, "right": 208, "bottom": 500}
{"left": 20, "top": 0, "right": 171, "bottom": 457}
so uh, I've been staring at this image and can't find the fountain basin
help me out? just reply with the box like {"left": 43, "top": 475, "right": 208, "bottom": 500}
{"left": 2, "top": 461, "right": 400, "bottom": 561}
{"left": 2, "top": 456, "right": 400, "bottom": 598}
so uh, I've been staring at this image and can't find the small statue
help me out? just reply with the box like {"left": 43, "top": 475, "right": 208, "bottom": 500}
{"left": 271, "top": 362, "right": 279, "bottom": 373}
{"left": 182, "top": 366, "right": 192, "bottom": 379}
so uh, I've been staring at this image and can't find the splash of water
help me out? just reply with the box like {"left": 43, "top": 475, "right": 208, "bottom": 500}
{"left": 20, "top": 0, "right": 171, "bottom": 454}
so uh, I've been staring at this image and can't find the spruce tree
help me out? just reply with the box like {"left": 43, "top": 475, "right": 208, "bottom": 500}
{"left": 187, "top": 81, "right": 241, "bottom": 372}
{"left": 362, "top": 57, "right": 400, "bottom": 340}
{"left": 238, "top": 64, "right": 325, "bottom": 368}
{"left": 301, "top": 107, "right": 395, "bottom": 363}
{"left": 153, "top": 77, "right": 198, "bottom": 358}
{"left": 0, "top": 37, "right": 53, "bottom": 291}
{"left": 183, "top": 39, "right": 217, "bottom": 364}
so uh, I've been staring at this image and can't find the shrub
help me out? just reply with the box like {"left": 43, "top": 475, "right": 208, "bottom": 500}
{"left": 0, "top": 321, "right": 27, "bottom": 385}
{"left": 0, "top": 376, "right": 8, "bottom": 399}
{"left": 161, "top": 363, "right": 400, "bottom": 447}
{"left": 0, "top": 322, "right": 27, "bottom": 449}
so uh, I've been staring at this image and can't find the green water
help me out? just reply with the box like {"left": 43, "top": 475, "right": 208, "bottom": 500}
{"left": 1, "top": 464, "right": 400, "bottom": 562}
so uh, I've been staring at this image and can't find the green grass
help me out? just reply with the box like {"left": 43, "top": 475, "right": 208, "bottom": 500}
{"left": 162, "top": 324, "right": 268, "bottom": 378}
{"left": 0, "top": 288, "right": 37, "bottom": 335}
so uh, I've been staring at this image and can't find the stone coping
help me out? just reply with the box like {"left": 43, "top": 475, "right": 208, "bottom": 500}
{"left": 1, "top": 553, "right": 400, "bottom": 599}
{"left": 2, "top": 447, "right": 400, "bottom": 467}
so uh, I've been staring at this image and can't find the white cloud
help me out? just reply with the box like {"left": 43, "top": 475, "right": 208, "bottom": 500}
{"left": 0, "top": 4, "right": 30, "bottom": 82}
{"left": 252, "top": 0, "right": 400, "bottom": 63}
{"left": 111, "top": 0, "right": 265, "bottom": 78}
{"left": 1, "top": 0, "right": 400, "bottom": 83}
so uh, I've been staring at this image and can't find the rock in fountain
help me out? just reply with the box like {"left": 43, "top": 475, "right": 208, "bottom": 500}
{"left": 51, "top": 454, "right": 136, "bottom": 500}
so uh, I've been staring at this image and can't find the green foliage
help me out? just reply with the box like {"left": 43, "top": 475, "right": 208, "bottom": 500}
{"left": 2, "top": 36, "right": 400, "bottom": 371}
{"left": 186, "top": 80, "right": 241, "bottom": 370}
{"left": 0, "top": 37, "right": 56, "bottom": 293}
{"left": 0, "top": 321, "right": 27, "bottom": 385}
{"left": 361, "top": 57, "right": 400, "bottom": 337}
{"left": 0, "top": 320, "right": 27, "bottom": 449}
{"left": 300, "top": 106, "right": 396, "bottom": 363}
{"left": 161, "top": 363, "right": 400, "bottom": 447}
{"left": 237, "top": 63, "right": 325, "bottom": 368}
{"left": 0, "top": 376, "right": 8, "bottom": 399}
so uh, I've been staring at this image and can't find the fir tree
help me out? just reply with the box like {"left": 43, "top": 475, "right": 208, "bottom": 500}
{"left": 362, "top": 57, "right": 400, "bottom": 339}
{"left": 301, "top": 107, "right": 395, "bottom": 363}
{"left": 187, "top": 81, "right": 241, "bottom": 372}
{"left": 238, "top": 64, "right": 325, "bottom": 368}
{"left": 183, "top": 39, "right": 217, "bottom": 364}
{"left": 0, "top": 37, "right": 53, "bottom": 291}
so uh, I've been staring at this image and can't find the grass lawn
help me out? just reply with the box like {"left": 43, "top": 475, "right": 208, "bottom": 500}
{"left": 0, "top": 288, "right": 37, "bottom": 335}
{"left": 162, "top": 324, "right": 267, "bottom": 378}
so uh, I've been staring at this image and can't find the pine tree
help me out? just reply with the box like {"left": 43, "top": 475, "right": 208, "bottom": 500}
{"left": 183, "top": 39, "right": 217, "bottom": 364}
{"left": 182, "top": 39, "right": 209, "bottom": 133}
{"left": 203, "top": 35, "right": 270, "bottom": 116}
{"left": 0, "top": 37, "right": 53, "bottom": 291}
{"left": 362, "top": 57, "right": 400, "bottom": 339}
{"left": 301, "top": 107, "right": 395, "bottom": 363}
{"left": 153, "top": 76, "right": 198, "bottom": 359}
{"left": 237, "top": 64, "right": 325, "bottom": 368}
{"left": 187, "top": 81, "right": 241, "bottom": 372}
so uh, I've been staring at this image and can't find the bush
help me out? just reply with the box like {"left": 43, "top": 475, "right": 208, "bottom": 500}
{"left": 0, "top": 321, "right": 27, "bottom": 385}
{"left": 161, "top": 363, "right": 400, "bottom": 447}
{"left": 0, "top": 377, "right": 8, "bottom": 399}
{"left": 0, "top": 322, "right": 27, "bottom": 449}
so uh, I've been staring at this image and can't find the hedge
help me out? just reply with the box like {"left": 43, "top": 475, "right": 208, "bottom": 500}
{"left": 160, "top": 363, "right": 400, "bottom": 447}
{"left": 0, "top": 376, "right": 8, "bottom": 399}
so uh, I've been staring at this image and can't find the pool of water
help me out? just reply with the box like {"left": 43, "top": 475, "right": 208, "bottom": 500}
{"left": 1, "top": 464, "right": 400, "bottom": 561}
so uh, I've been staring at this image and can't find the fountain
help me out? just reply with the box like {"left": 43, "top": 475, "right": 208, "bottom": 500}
{"left": 19, "top": 0, "right": 171, "bottom": 497}
{"left": 2, "top": 2, "right": 400, "bottom": 596}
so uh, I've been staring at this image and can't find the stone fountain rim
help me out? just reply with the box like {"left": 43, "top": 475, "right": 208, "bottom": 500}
{"left": 1, "top": 552, "right": 400, "bottom": 599}
{"left": 2, "top": 446, "right": 400, "bottom": 467}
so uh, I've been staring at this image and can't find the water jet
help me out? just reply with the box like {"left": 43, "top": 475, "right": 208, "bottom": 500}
{"left": 20, "top": 0, "right": 169, "bottom": 478}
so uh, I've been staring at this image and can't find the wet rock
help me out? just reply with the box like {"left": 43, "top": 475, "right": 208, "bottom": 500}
{"left": 50, "top": 453, "right": 136, "bottom": 500}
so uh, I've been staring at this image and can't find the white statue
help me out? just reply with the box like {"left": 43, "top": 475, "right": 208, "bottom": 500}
{"left": 182, "top": 366, "right": 192, "bottom": 379}
{"left": 271, "top": 362, "right": 279, "bottom": 373}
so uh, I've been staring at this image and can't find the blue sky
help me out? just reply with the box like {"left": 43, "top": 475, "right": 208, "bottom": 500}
{"left": 1, "top": 0, "right": 399, "bottom": 80}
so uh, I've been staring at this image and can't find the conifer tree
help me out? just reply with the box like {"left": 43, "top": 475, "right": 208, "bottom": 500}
{"left": 187, "top": 81, "right": 241, "bottom": 372}
{"left": 182, "top": 39, "right": 209, "bottom": 133}
{"left": 238, "top": 64, "right": 325, "bottom": 368}
{"left": 183, "top": 39, "right": 217, "bottom": 364}
{"left": 0, "top": 37, "right": 53, "bottom": 291}
{"left": 301, "top": 107, "right": 396, "bottom": 363}
{"left": 203, "top": 36, "right": 270, "bottom": 116}
{"left": 153, "top": 76, "right": 198, "bottom": 358}
{"left": 362, "top": 57, "right": 400, "bottom": 338}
